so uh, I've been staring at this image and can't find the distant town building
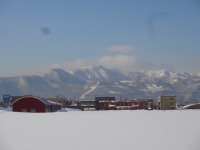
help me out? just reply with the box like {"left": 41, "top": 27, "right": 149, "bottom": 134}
{"left": 95, "top": 97, "right": 116, "bottom": 101}
{"left": 98, "top": 99, "right": 153, "bottom": 110}
{"left": 157, "top": 96, "right": 176, "bottom": 110}
{"left": 95, "top": 97, "right": 116, "bottom": 110}
{"left": 42, "top": 97, "right": 67, "bottom": 107}
{"left": 77, "top": 100, "right": 96, "bottom": 110}
{"left": 77, "top": 98, "right": 153, "bottom": 111}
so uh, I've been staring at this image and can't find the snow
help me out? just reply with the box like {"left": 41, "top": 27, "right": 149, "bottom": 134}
{"left": 0, "top": 110, "right": 200, "bottom": 150}
{"left": 18, "top": 77, "right": 28, "bottom": 91}
{"left": 56, "top": 108, "right": 68, "bottom": 112}
{"left": 144, "top": 84, "right": 164, "bottom": 92}
{"left": 113, "top": 85, "right": 127, "bottom": 88}
{"left": 0, "top": 107, "right": 11, "bottom": 112}
{"left": 108, "top": 90, "right": 122, "bottom": 94}
{"left": 120, "top": 80, "right": 133, "bottom": 84}
{"left": 98, "top": 68, "right": 108, "bottom": 79}
{"left": 80, "top": 84, "right": 98, "bottom": 99}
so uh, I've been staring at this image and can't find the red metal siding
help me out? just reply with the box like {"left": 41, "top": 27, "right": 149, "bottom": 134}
{"left": 95, "top": 99, "right": 153, "bottom": 110}
{"left": 13, "top": 97, "right": 46, "bottom": 112}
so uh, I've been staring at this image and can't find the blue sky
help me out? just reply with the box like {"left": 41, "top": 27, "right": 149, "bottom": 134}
{"left": 0, "top": 0, "right": 200, "bottom": 76}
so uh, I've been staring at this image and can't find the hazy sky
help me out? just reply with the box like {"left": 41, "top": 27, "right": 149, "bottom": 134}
{"left": 0, "top": 0, "right": 200, "bottom": 77}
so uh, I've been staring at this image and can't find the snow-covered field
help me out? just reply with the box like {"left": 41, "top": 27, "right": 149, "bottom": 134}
{"left": 0, "top": 110, "right": 200, "bottom": 150}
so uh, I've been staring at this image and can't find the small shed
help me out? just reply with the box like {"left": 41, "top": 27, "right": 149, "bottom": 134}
{"left": 12, "top": 96, "right": 62, "bottom": 113}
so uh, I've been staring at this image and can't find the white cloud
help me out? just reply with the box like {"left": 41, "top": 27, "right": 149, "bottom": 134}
{"left": 105, "top": 45, "right": 135, "bottom": 53}
{"left": 49, "top": 55, "right": 175, "bottom": 73}
{"left": 97, "top": 55, "right": 137, "bottom": 72}
{"left": 50, "top": 55, "right": 138, "bottom": 72}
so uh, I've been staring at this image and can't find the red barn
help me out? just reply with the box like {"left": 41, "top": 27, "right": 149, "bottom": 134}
{"left": 12, "top": 96, "right": 62, "bottom": 113}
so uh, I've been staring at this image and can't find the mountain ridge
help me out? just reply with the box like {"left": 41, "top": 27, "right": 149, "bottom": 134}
{"left": 0, "top": 66, "right": 200, "bottom": 103}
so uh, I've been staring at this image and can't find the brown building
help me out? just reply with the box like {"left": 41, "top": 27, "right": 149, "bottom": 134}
{"left": 157, "top": 96, "right": 176, "bottom": 110}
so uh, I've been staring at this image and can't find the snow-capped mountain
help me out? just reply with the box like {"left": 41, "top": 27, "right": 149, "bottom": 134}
{"left": 0, "top": 66, "right": 200, "bottom": 103}
{"left": 72, "top": 66, "right": 129, "bottom": 82}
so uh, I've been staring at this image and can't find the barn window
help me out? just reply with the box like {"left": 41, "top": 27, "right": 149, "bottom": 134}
{"left": 21, "top": 109, "right": 27, "bottom": 112}
{"left": 31, "top": 109, "right": 36, "bottom": 112}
